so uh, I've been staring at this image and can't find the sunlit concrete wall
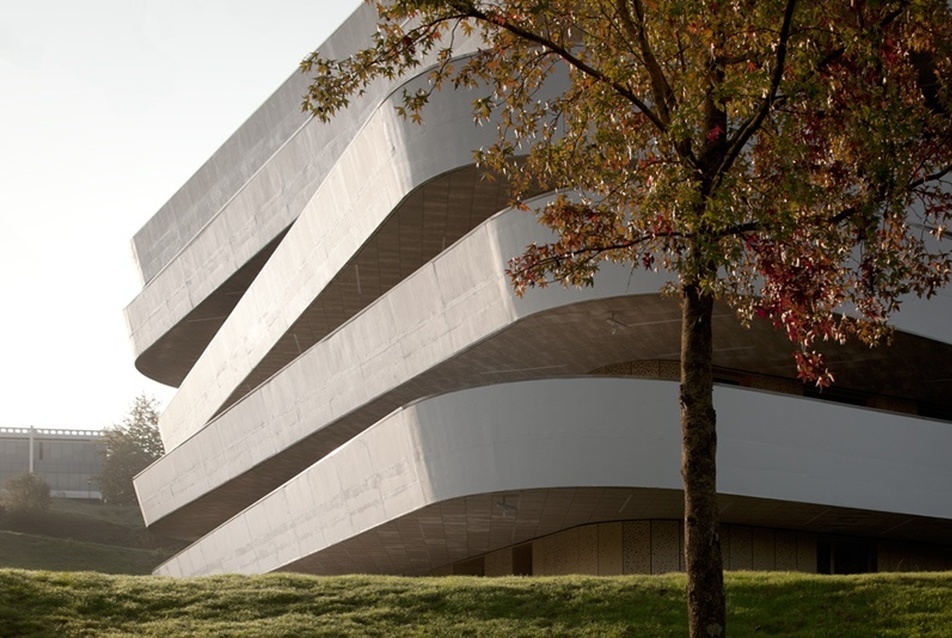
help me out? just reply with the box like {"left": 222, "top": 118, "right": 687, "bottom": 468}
{"left": 133, "top": 203, "right": 672, "bottom": 536}
{"left": 124, "top": 2, "right": 491, "bottom": 368}
{"left": 151, "top": 379, "right": 952, "bottom": 577}
{"left": 152, "top": 76, "right": 518, "bottom": 451}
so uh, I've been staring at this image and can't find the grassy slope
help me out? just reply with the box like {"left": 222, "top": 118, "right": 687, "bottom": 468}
{"left": 0, "top": 531, "right": 169, "bottom": 575}
{"left": 46, "top": 498, "right": 146, "bottom": 527}
{"left": 1, "top": 570, "right": 951, "bottom": 637}
{"left": 0, "top": 499, "right": 183, "bottom": 575}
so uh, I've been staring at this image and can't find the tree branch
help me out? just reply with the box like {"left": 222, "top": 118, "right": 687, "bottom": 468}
{"left": 710, "top": 204, "right": 863, "bottom": 242}
{"left": 616, "top": 0, "right": 675, "bottom": 125}
{"left": 451, "top": 1, "right": 669, "bottom": 134}
{"left": 716, "top": 0, "right": 797, "bottom": 180}
{"left": 909, "top": 164, "right": 952, "bottom": 190}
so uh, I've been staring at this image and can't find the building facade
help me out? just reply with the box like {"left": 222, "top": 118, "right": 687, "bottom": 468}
{"left": 0, "top": 427, "right": 104, "bottom": 500}
{"left": 127, "top": 4, "right": 952, "bottom": 577}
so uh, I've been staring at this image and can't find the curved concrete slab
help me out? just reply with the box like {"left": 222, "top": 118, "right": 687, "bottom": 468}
{"left": 154, "top": 66, "right": 539, "bottom": 451}
{"left": 124, "top": 4, "right": 489, "bottom": 377}
{"left": 153, "top": 377, "right": 952, "bottom": 577}
{"left": 135, "top": 200, "right": 952, "bottom": 540}
{"left": 134, "top": 202, "right": 678, "bottom": 536}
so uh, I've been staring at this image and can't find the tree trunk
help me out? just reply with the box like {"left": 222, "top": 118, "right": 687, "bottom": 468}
{"left": 680, "top": 282, "right": 726, "bottom": 637}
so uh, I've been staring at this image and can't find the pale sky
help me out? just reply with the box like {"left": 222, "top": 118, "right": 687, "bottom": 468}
{"left": 0, "top": 0, "right": 358, "bottom": 430}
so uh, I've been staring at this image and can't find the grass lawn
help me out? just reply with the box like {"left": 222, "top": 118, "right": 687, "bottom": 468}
{"left": 2, "top": 502, "right": 950, "bottom": 636}
{"left": 47, "top": 498, "right": 146, "bottom": 527}
{"left": 0, "top": 570, "right": 950, "bottom": 637}
{"left": 0, "top": 531, "right": 170, "bottom": 575}
{"left": 0, "top": 499, "right": 184, "bottom": 575}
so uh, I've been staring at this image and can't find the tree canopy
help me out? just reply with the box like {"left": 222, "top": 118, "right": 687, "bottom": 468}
{"left": 304, "top": 0, "right": 951, "bottom": 383}
{"left": 302, "top": 1, "right": 951, "bottom": 634}
{"left": 97, "top": 395, "right": 164, "bottom": 506}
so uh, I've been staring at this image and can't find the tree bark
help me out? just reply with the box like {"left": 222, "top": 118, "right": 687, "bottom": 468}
{"left": 680, "top": 281, "right": 726, "bottom": 637}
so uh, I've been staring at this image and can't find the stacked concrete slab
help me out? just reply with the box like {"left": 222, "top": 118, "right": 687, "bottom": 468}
{"left": 128, "top": 3, "right": 952, "bottom": 577}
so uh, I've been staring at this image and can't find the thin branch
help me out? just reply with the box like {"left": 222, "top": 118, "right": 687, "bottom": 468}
{"left": 617, "top": 0, "right": 675, "bottom": 125}
{"left": 908, "top": 164, "right": 952, "bottom": 190}
{"left": 596, "top": 1, "right": 646, "bottom": 72}
{"left": 509, "top": 226, "right": 690, "bottom": 276}
{"left": 451, "top": 1, "right": 669, "bottom": 134}
{"left": 706, "top": 203, "right": 863, "bottom": 242}
{"left": 716, "top": 0, "right": 797, "bottom": 180}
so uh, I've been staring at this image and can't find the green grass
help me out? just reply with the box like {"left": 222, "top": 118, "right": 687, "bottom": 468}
{"left": 0, "top": 531, "right": 171, "bottom": 575}
{"left": 0, "top": 570, "right": 950, "bottom": 637}
{"left": 47, "top": 498, "right": 146, "bottom": 527}
{"left": 2, "top": 503, "right": 950, "bottom": 635}
{"left": 0, "top": 499, "right": 184, "bottom": 574}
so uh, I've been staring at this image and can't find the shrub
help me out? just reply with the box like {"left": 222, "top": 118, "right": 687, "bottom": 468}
{"left": 2, "top": 472, "right": 51, "bottom": 515}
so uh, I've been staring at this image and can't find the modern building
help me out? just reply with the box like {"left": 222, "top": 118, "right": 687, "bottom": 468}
{"left": 127, "top": 4, "right": 952, "bottom": 577}
{"left": 0, "top": 427, "right": 104, "bottom": 500}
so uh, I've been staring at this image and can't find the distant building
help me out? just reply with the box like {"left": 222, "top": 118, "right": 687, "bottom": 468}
{"left": 0, "top": 427, "right": 104, "bottom": 500}
{"left": 128, "top": 4, "right": 952, "bottom": 577}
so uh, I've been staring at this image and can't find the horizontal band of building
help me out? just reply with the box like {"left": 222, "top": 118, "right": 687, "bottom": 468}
{"left": 153, "top": 378, "right": 952, "bottom": 577}
{"left": 129, "top": 4, "right": 952, "bottom": 577}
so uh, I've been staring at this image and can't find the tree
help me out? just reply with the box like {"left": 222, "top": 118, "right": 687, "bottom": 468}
{"left": 1, "top": 472, "right": 51, "bottom": 517}
{"left": 301, "top": 1, "right": 952, "bottom": 634}
{"left": 97, "top": 395, "right": 164, "bottom": 505}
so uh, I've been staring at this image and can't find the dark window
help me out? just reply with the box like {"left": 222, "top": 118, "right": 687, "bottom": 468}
{"left": 817, "top": 537, "right": 875, "bottom": 574}
{"left": 512, "top": 543, "right": 533, "bottom": 576}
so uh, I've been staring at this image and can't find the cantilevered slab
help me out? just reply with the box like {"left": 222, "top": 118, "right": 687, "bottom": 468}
{"left": 125, "top": 3, "right": 489, "bottom": 384}
{"left": 153, "top": 378, "right": 952, "bottom": 576}
{"left": 135, "top": 202, "right": 952, "bottom": 541}
{"left": 154, "top": 67, "right": 534, "bottom": 450}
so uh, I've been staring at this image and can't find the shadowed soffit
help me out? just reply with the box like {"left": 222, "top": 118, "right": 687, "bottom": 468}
{"left": 147, "top": 291, "right": 952, "bottom": 540}
{"left": 280, "top": 487, "right": 952, "bottom": 576}
{"left": 134, "top": 165, "right": 524, "bottom": 395}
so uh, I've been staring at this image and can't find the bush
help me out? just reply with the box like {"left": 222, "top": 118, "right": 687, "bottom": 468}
{"left": 1, "top": 472, "right": 51, "bottom": 515}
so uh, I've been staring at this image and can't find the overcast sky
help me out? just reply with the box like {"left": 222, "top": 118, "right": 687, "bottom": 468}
{"left": 0, "top": 0, "right": 358, "bottom": 430}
